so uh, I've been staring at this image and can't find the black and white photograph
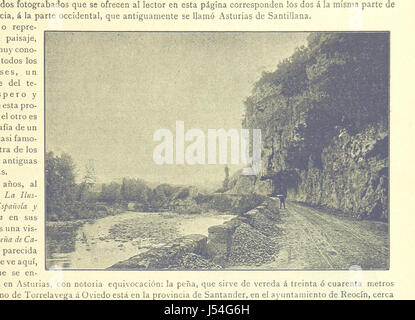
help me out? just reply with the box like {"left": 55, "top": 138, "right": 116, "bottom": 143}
{"left": 45, "top": 31, "right": 389, "bottom": 271}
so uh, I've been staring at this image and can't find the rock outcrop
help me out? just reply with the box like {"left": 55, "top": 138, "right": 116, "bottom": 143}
{"left": 229, "top": 124, "right": 388, "bottom": 220}
{"left": 292, "top": 125, "right": 388, "bottom": 220}
{"left": 206, "top": 217, "right": 246, "bottom": 265}
{"left": 109, "top": 234, "right": 208, "bottom": 270}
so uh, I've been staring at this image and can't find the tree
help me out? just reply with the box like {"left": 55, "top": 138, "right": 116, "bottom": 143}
{"left": 78, "top": 159, "right": 97, "bottom": 201}
{"left": 120, "top": 178, "right": 151, "bottom": 203}
{"left": 150, "top": 185, "right": 169, "bottom": 208}
{"left": 45, "top": 152, "right": 77, "bottom": 220}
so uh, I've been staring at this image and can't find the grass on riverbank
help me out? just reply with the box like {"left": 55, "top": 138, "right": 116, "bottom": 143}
{"left": 46, "top": 220, "right": 90, "bottom": 258}
{"left": 46, "top": 202, "right": 124, "bottom": 257}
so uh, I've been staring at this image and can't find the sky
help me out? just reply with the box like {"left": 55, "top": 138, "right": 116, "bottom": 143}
{"left": 46, "top": 32, "right": 308, "bottom": 188}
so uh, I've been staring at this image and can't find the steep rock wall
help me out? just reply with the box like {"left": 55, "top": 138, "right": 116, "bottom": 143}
{"left": 229, "top": 124, "right": 388, "bottom": 220}
{"left": 237, "top": 33, "right": 389, "bottom": 221}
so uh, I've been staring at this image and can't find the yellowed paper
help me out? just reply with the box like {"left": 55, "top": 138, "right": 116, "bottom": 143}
{"left": 0, "top": 0, "right": 414, "bottom": 300}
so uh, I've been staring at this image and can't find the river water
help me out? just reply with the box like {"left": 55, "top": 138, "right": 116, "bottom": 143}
{"left": 47, "top": 211, "right": 234, "bottom": 270}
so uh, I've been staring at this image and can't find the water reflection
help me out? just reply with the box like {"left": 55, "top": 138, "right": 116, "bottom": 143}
{"left": 46, "top": 211, "right": 234, "bottom": 269}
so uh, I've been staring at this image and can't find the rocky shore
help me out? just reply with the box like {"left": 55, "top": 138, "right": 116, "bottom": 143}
{"left": 108, "top": 198, "right": 280, "bottom": 270}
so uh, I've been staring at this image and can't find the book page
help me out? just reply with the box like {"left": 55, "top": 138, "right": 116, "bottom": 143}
{"left": 0, "top": 0, "right": 414, "bottom": 301}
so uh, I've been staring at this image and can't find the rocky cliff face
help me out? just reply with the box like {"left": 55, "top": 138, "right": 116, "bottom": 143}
{"left": 238, "top": 97, "right": 389, "bottom": 220}
{"left": 291, "top": 124, "right": 388, "bottom": 220}
{"left": 231, "top": 123, "right": 388, "bottom": 221}
{"left": 234, "top": 33, "right": 389, "bottom": 221}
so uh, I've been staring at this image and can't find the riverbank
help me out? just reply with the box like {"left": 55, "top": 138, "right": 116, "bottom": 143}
{"left": 46, "top": 211, "right": 235, "bottom": 269}
{"left": 109, "top": 198, "right": 281, "bottom": 270}
{"left": 46, "top": 194, "right": 276, "bottom": 269}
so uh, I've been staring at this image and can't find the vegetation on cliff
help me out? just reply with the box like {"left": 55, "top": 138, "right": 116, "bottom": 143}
{"left": 241, "top": 33, "right": 389, "bottom": 220}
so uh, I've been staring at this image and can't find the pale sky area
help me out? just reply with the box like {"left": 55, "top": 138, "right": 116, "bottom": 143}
{"left": 46, "top": 32, "right": 308, "bottom": 188}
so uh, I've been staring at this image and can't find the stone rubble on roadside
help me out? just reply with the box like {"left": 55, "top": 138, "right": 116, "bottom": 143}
{"left": 180, "top": 253, "right": 222, "bottom": 270}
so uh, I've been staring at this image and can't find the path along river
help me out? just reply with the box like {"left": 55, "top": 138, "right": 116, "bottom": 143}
{"left": 46, "top": 211, "right": 234, "bottom": 269}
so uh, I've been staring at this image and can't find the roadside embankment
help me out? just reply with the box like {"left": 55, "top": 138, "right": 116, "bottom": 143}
{"left": 207, "top": 198, "right": 280, "bottom": 267}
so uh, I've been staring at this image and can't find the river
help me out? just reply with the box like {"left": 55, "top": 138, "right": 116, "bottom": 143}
{"left": 46, "top": 211, "right": 235, "bottom": 270}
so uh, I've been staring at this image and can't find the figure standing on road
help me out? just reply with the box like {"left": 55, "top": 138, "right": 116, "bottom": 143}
{"left": 260, "top": 172, "right": 287, "bottom": 209}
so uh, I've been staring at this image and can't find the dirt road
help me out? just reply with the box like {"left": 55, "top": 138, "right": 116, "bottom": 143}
{"left": 263, "top": 201, "right": 389, "bottom": 270}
